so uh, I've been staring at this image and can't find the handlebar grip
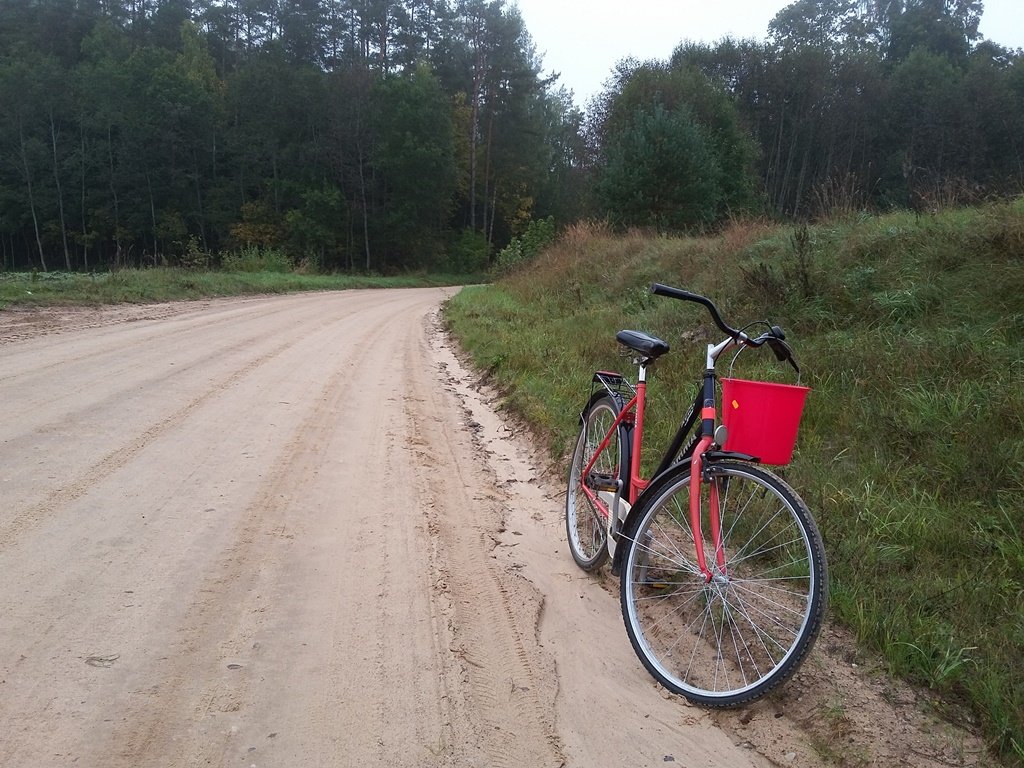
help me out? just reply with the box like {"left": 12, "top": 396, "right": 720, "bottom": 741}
{"left": 650, "top": 283, "right": 705, "bottom": 303}
{"left": 650, "top": 283, "right": 740, "bottom": 338}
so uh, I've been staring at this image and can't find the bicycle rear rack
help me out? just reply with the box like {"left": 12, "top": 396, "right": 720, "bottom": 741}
{"left": 591, "top": 370, "right": 636, "bottom": 407}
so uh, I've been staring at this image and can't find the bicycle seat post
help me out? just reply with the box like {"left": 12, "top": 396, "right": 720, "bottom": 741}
{"left": 629, "top": 356, "right": 651, "bottom": 504}
{"left": 636, "top": 357, "right": 649, "bottom": 384}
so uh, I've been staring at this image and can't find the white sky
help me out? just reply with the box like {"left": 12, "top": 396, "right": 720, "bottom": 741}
{"left": 513, "top": 0, "right": 1024, "bottom": 105}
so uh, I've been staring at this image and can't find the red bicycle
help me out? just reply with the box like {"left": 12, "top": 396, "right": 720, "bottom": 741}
{"left": 565, "top": 283, "right": 828, "bottom": 706}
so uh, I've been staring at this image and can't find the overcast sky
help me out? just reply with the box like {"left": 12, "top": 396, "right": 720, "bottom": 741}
{"left": 513, "top": 0, "right": 1024, "bottom": 105}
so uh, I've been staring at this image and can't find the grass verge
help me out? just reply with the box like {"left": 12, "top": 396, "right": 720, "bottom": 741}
{"left": 444, "top": 202, "right": 1024, "bottom": 764}
{"left": 0, "top": 268, "right": 479, "bottom": 309}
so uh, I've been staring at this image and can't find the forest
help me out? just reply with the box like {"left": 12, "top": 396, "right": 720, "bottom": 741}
{"left": 0, "top": 0, "right": 1022, "bottom": 273}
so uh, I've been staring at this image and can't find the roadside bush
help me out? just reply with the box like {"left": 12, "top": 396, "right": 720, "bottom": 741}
{"left": 220, "top": 246, "right": 292, "bottom": 273}
{"left": 180, "top": 236, "right": 210, "bottom": 271}
{"left": 443, "top": 229, "right": 490, "bottom": 275}
{"left": 494, "top": 216, "right": 557, "bottom": 275}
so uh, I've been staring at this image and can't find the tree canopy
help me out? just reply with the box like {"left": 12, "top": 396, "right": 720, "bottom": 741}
{"left": 660, "top": 0, "right": 1023, "bottom": 218}
{"left": 1, "top": 0, "right": 1022, "bottom": 269}
{"left": 0, "top": 0, "right": 585, "bottom": 272}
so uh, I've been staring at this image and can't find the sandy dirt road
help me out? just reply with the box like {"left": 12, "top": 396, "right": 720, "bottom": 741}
{"left": 0, "top": 289, "right": 988, "bottom": 768}
{"left": 0, "top": 289, "right": 776, "bottom": 768}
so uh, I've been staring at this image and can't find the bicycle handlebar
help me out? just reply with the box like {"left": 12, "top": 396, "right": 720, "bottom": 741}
{"left": 650, "top": 282, "right": 801, "bottom": 373}
{"left": 650, "top": 283, "right": 742, "bottom": 338}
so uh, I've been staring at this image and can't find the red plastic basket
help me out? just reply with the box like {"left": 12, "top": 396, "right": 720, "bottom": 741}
{"left": 720, "top": 378, "right": 810, "bottom": 465}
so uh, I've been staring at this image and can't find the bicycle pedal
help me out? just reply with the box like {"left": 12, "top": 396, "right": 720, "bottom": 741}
{"left": 587, "top": 472, "right": 619, "bottom": 492}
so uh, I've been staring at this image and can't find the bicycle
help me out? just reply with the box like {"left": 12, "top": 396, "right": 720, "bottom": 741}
{"left": 565, "top": 283, "right": 828, "bottom": 707}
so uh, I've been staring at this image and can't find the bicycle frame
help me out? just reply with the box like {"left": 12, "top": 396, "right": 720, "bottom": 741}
{"left": 579, "top": 335, "right": 742, "bottom": 582}
{"left": 567, "top": 284, "right": 824, "bottom": 707}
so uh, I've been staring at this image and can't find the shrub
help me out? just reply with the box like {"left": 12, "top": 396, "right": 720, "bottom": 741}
{"left": 180, "top": 236, "right": 210, "bottom": 271}
{"left": 494, "top": 216, "right": 557, "bottom": 275}
{"left": 220, "top": 246, "right": 292, "bottom": 274}
{"left": 444, "top": 229, "right": 490, "bottom": 275}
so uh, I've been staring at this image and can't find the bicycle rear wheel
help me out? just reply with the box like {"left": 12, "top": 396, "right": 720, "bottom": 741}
{"left": 565, "top": 395, "right": 626, "bottom": 571}
{"left": 619, "top": 461, "right": 827, "bottom": 706}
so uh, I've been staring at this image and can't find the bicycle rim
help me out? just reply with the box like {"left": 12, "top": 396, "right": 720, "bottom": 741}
{"left": 620, "top": 462, "right": 826, "bottom": 706}
{"left": 565, "top": 397, "right": 622, "bottom": 570}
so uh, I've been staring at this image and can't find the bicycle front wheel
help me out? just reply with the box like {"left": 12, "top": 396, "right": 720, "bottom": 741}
{"left": 565, "top": 395, "right": 626, "bottom": 571}
{"left": 620, "top": 461, "right": 827, "bottom": 706}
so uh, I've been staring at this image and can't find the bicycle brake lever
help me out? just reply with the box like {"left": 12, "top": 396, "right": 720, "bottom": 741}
{"left": 767, "top": 337, "right": 801, "bottom": 374}
{"left": 766, "top": 337, "right": 788, "bottom": 361}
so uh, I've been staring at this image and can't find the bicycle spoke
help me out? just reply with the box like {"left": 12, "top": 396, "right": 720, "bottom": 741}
{"left": 622, "top": 463, "right": 826, "bottom": 705}
{"left": 633, "top": 521, "right": 701, "bottom": 577}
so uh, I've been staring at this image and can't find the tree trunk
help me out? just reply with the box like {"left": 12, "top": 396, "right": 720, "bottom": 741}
{"left": 147, "top": 171, "right": 158, "bottom": 263}
{"left": 193, "top": 149, "right": 207, "bottom": 250}
{"left": 108, "top": 124, "right": 122, "bottom": 268}
{"left": 272, "top": 152, "right": 280, "bottom": 213}
{"left": 469, "top": 102, "right": 478, "bottom": 231}
{"left": 488, "top": 180, "right": 498, "bottom": 247}
{"left": 49, "top": 111, "right": 72, "bottom": 270}
{"left": 379, "top": 3, "right": 390, "bottom": 70}
{"left": 18, "top": 116, "right": 47, "bottom": 272}
{"left": 80, "top": 124, "right": 89, "bottom": 271}
{"left": 482, "top": 110, "right": 493, "bottom": 239}
{"left": 468, "top": 47, "right": 486, "bottom": 232}
{"left": 768, "top": 107, "right": 787, "bottom": 214}
{"left": 357, "top": 142, "right": 371, "bottom": 271}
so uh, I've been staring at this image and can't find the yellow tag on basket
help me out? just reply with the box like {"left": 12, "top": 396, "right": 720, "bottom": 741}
{"left": 732, "top": 399, "right": 740, "bottom": 410}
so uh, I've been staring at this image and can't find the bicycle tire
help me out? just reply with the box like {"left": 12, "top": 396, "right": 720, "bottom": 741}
{"left": 619, "top": 460, "right": 827, "bottom": 706}
{"left": 565, "top": 395, "right": 627, "bottom": 571}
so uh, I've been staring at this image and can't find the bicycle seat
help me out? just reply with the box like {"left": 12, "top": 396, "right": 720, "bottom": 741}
{"left": 616, "top": 330, "right": 670, "bottom": 359}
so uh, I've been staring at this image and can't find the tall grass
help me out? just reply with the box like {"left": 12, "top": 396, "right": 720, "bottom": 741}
{"left": 444, "top": 201, "right": 1024, "bottom": 764}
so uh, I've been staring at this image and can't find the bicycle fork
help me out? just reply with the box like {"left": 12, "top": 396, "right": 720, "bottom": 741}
{"left": 690, "top": 437, "right": 728, "bottom": 583}
{"left": 691, "top": 359, "right": 731, "bottom": 584}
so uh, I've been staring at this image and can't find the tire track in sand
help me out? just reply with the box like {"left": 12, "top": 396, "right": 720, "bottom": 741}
{"left": 405, "top": 311, "right": 564, "bottom": 768}
{"left": 0, "top": 339, "right": 293, "bottom": 554}
{"left": 96, "top": 297, "right": 454, "bottom": 768}
{"left": 95, "top": 321, "right": 387, "bottom": 767}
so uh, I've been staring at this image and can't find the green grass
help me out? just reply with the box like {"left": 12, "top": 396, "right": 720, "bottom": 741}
{"left": 444, "top": 202, "right": 1024, "bottom": 764}
{"left": 0, "top": 267, "right": 479, "bottom": 308}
